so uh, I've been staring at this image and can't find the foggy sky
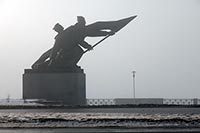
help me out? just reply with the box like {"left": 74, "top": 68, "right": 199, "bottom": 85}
{"left": 0, "top": 0, "right": 199, "bottom": 99}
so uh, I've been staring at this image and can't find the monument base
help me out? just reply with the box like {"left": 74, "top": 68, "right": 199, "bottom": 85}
{"left": 23, "top": 69, "right": 86, "bottom": 105}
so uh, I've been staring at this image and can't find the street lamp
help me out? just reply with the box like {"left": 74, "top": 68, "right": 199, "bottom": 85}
{"left": 132, "top": 71, "right": 136, "bottom": 98}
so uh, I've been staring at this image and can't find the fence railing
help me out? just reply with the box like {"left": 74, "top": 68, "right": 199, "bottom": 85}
{"left": 1, "top": 98, "right": 199, "bottom": 106}
{"left": 87, "top": 99, "right": 115, "bottom": 106}
{"left": 87, "top": 98, "right": 200, "bottom": 106}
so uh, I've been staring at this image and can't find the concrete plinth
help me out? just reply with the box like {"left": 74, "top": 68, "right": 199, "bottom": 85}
{"left": 23, "top": 69, "right": 86, "bottom": 105}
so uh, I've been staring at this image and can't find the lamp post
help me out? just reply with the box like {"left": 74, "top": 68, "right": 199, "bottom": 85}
{"left": 132, "top": 71, "right": 136, "bottom": 98}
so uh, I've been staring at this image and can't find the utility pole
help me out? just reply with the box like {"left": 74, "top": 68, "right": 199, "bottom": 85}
{"left": 7, "top": 94, "right": 10, "bottom": 103}
{"left": 132, "top": 71, "right": 136, "bottom": 98}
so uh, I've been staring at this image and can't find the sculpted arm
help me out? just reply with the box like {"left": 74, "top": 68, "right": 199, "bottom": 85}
{"left": 80, "top": 41, "right": 93, "bottom": 50}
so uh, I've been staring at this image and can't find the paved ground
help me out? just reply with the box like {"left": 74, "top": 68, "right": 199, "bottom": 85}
{"left": 1, "top": 128, "right": 200, "bottom": 133}
{"left": 1, "top": 107, "right": 200, "bottom": 114}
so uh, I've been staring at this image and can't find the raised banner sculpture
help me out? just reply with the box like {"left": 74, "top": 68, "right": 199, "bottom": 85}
{"left": 23, "top": 16, "right": 137, "bottom": 105}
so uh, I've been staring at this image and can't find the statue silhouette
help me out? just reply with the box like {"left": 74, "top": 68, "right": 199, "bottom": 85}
{"left": 32, "top": 16, "right": 114, "bottom": 71}
{"left": 32, "top": 16, "right": 136, "bottom": 72}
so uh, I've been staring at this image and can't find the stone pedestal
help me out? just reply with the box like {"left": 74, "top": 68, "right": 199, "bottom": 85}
{"left": 23, "top": 69, "right": 86, "bottom": 105}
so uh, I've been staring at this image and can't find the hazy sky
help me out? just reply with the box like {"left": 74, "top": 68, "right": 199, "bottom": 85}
{"left": 0, "top": 0, "right": 200, "bottom": 99}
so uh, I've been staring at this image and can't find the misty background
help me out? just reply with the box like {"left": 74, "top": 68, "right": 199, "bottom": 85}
{"left": 0, "top": 0, "right": 199, "bottom": 99}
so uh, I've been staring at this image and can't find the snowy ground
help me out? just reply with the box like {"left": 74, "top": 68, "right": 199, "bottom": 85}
{"left": 0, "top": 111, "right": 199, "bottom": 128}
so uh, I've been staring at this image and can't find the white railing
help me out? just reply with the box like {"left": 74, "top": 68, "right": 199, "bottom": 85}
{"left": 87, "top": 99, "right": 115, "bottom": 106}
{"left": 163, "top": 99, "right": 194, "bottom": 105}
{"left": 87, "top": 98, "right": 200, "bottom": 106}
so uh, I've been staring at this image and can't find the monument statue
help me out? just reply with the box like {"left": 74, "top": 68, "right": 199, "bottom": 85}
{"left": 31, "top": 16, "right": 137, "bottom": 72}
{"left": 23, "top": 16, "right": 137, "bottom": 105}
